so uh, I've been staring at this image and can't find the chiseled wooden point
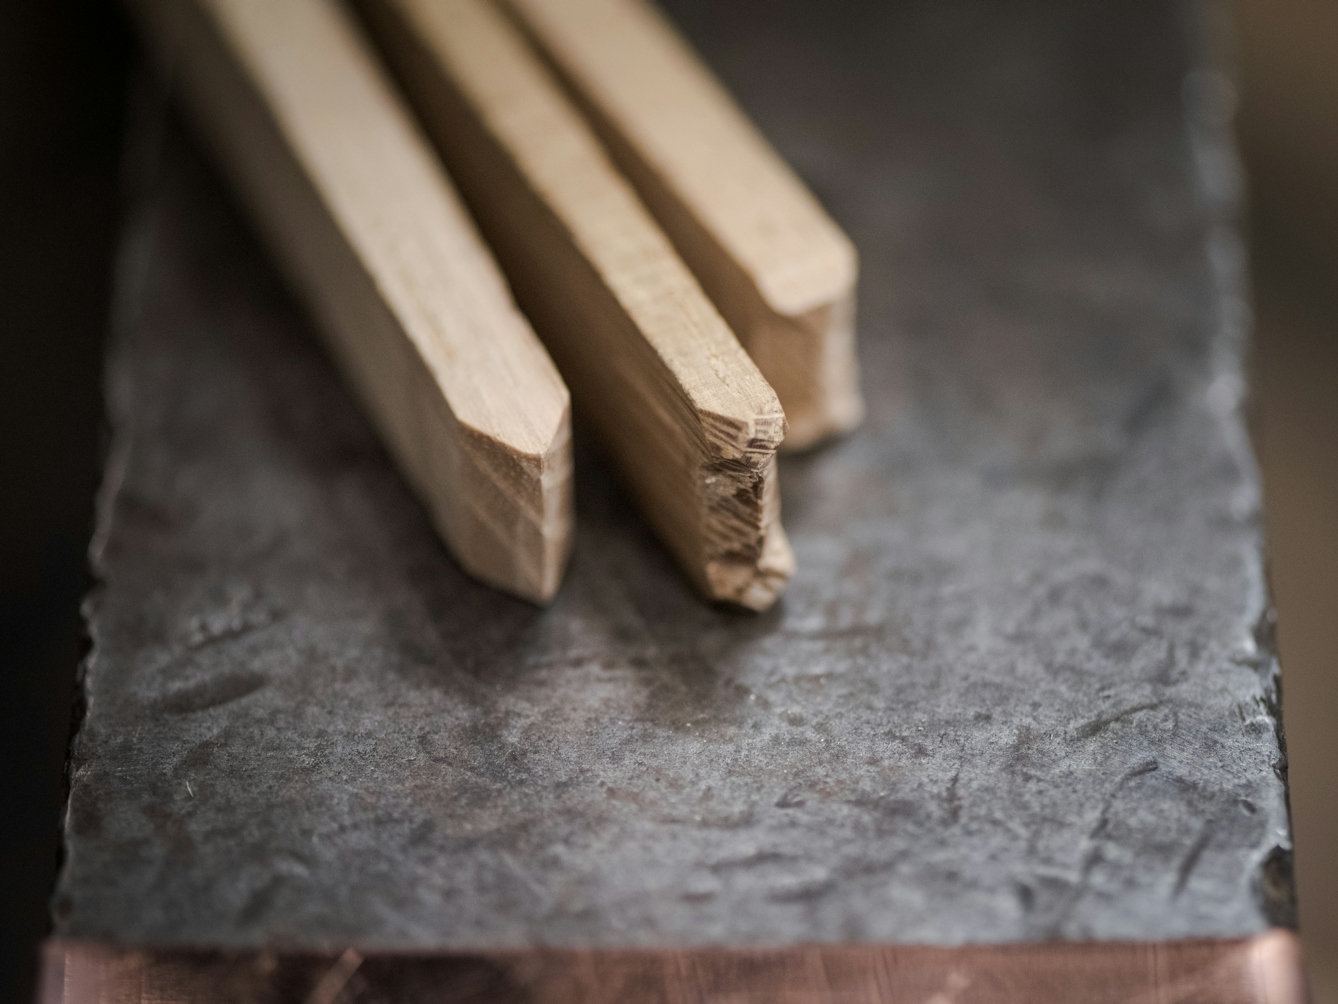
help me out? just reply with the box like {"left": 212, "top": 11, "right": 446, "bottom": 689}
{"left": 129, "top": 0, "right": 573, "bottom": 604}
{"left": 503, "top": 0, "right": 864, "bottom": 451}
{"left": 362, "top": 0, "right": 793, "bottom": 609}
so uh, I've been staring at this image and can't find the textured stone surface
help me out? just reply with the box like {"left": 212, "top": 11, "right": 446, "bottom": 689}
{"left": 55, "top": 0, "right": 1292, "bottom": 949}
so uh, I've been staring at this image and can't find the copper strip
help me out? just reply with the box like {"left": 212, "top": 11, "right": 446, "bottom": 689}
{"left": 38, "top": 929, "right": 1308, "bottom": 1004}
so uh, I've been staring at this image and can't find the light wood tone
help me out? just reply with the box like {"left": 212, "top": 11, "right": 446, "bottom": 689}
{"left": 502, "top": 0, "right": 864, "bottom": 451}
{"left": 360, "top": 0, "right": 794, "bottom": 609}
{"left": 128, "top": 0, "right": 573, "bottom": 604}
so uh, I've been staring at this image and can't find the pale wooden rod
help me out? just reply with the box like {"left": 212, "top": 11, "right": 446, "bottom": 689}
{"left": 359, "top": 0, "right": 793, "bottom": 609}
{"left": 128, "top": 0, "right": 574, "bottom": 604}
{"left": 502, "top": 0, "right": 864, "bottom": 450}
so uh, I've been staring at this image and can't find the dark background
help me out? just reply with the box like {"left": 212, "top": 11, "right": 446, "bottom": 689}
{"left": 0, "top": 1, "right": 1333, "bottom": 1002}
{"left": 1235, "top": 0, "right": 1338, "bottom": 998}
{"left": 0, "top": 2, "right": 132, "bottom": 1002}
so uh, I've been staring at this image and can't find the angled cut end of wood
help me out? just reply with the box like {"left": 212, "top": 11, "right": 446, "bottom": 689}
{"left": 361, "top": 0, "right": 792, "bottom": 610}
{"left": 128, "top": 0, "right": 573, "bottom": 604}
{"left": 502, "top": 0, "right": 865, "bottom": 451}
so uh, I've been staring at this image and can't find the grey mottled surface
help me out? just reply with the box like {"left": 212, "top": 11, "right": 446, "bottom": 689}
{"left": 56, "top": 0, "right": 1293, "bottom": 948}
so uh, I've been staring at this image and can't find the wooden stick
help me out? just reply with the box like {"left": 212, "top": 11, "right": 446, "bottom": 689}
{"left": 501, "top": 0, "right": 864, "bottom": 451}
{"left": 128, "top": 0, "right": 573, "bottom": 604}
{"left": 359, "top": 0, "right": 794, "bottom": 610}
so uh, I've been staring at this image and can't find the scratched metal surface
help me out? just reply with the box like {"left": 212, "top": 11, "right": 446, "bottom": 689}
{"left": 55, "top": 0, "right": 1293, "bottom": 947}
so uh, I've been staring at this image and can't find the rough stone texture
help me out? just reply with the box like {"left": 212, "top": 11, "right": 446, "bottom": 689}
{"left": 55, "top": 0, "right": 1293, "bottom": 949}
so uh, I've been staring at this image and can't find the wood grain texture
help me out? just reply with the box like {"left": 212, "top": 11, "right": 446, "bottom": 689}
{"left": 37, "top": 931, "right": 1311, "bottom": 1004}
{"left": 359, "top": 0, "right": 793, "bottom": 610}
{"left": 129, "top": 0, "right": 573, "bottom": 604}
{"left": 502, "top": 0, "right": 864, "bottom": 451}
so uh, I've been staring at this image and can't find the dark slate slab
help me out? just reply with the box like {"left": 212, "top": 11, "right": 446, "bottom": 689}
{"left": 55, "top": 0, "right": 1293, "bottom": 949}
